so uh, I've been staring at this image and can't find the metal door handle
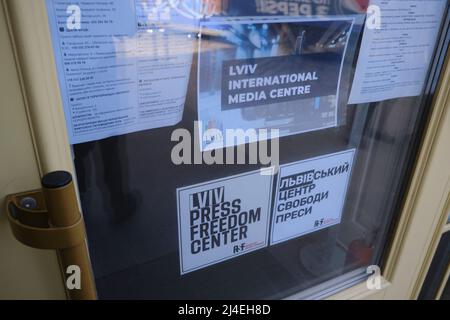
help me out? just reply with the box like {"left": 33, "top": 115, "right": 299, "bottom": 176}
{"left": 5, "top": 171, "right": 96, "bottom": 300}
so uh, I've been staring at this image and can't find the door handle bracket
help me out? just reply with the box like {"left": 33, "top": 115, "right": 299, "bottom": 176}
{"left": 4, "top": 171, "right": 96, "bottom": 299}
{"left": 5, "top": 189, "right": 86, "bottom": 250}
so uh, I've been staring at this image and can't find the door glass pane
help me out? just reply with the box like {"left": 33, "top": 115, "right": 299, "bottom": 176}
{"left": 45, "top": 0, "right": 450, "bottom": 299}
{"left": 419, "top": 232, "right": 450, "bottom": 300}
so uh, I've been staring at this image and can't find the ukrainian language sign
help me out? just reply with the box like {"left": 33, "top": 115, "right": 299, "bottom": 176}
{"left": 46, "top": 0, "right": 195, "bottom": 144}
{"left": 349, "top": 0, "right": 446, "bottom": 104}
{"left": 270, "top": 149, "right": 356, "bottom": 245}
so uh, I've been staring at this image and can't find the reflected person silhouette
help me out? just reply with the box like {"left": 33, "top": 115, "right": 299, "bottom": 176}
{"left": 74, "top": 135, "right": 142, "bottom": 224}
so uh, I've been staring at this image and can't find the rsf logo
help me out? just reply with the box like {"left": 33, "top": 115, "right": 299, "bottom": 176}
{"left": 233, "top": 242, "right": 246, "bottom": 253}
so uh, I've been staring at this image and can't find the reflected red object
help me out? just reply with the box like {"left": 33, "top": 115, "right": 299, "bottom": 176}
{"left": 343, "top": 0, "right": 370, "bottom": 12}
{"left": 355, "top": 0, "right": 370, "bottom": 11}
{"left": 346, "top": 239, "right": 373, "bottom": 267}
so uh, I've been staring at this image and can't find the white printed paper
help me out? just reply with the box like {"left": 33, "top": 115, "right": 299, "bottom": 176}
{"left": 46, "top": 0, "right": 196, "bottom": 144}
{"left": 349, "top": 0, "right": 446, "bottom": 104}
{"left": 270, "top": 150, "right": 356, "bottom": 245}
{"left": 177, "top": 169, "right": 274, "bottom": 275}
{"left": 197, "top": 16, "right": 360, "bottom": 151}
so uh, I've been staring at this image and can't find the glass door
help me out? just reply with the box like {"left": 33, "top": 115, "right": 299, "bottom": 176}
{"left": 42, "top": 0, "right": 450, "bottom": 299}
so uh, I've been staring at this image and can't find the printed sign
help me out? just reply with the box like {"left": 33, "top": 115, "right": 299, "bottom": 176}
{"left": 222, "top": 53, "right": 342, "bottom": 110}
{"left": 270, "top": 149, "right": 356, "bottom": 245}
{"left": 177, "top": 169, "right": 274, "bottom": 274}
{"left": 349, "top": 0, "right": 446, "bottom": 104}
{"left": 197, "top": 17, "right": 356, "bottom": 151}
{"left": 46, "top": 0, "right": 196, "bottom": 144}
